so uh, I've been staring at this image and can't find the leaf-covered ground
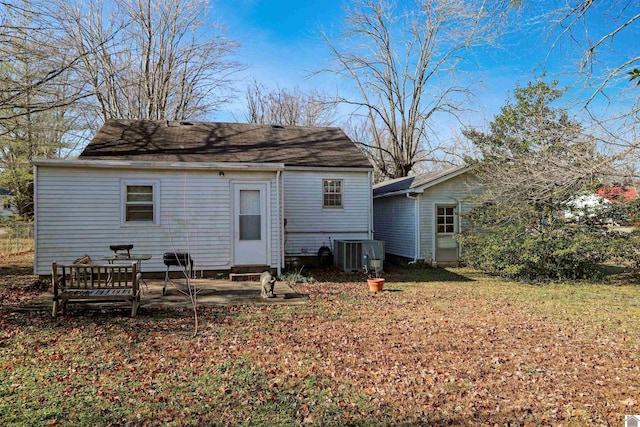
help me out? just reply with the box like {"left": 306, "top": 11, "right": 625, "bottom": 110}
{"left": 1, "top": 253, "right": 639, "bottom": 426}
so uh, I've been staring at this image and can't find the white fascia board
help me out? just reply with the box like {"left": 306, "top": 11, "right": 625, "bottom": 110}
{"left": 284, "top": 165, "right": 373, "bottom": 172}
{"left": 373, "top": 189, "right": 422, "bottom": 199}
{"left": 31, "top": 159, "right": 285, "bottom": 171}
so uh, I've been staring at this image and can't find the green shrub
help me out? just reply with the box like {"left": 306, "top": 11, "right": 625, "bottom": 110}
{"left": 458, "top": 203, "right": 626, "bottom": 281}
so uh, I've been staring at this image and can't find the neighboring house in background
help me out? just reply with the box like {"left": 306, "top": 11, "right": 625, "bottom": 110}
{"left": 32, "top": 120, "right": 373, "bottom": 276}
{"left": 0, "top": 189, "right": 17, "bottom": 219}
{"left": 373, "top": 165, "right": 480, "bottom": 266}
{"left": 597, "top": 186, "right": 637, "bottom": 203}
{"left": 564, "top": 187, "right": 637, "bottom": 225}
{"left": 564, "top": 194, "right": 611, "bottom": 222}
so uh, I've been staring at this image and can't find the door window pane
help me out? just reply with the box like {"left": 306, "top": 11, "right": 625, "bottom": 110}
{"left": 436, "top": 206, "right": 455, "bottom": 234}
{"left": 239, "top": 190, "right": 261, "bottom": 240}
{"left": 240, "top": 216, "right": 261, "bottom": 240}
{"left": 240, "top": 190, "right": 260, "bottom": 214}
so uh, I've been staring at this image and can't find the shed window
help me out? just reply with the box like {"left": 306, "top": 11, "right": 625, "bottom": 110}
{"left": 122, "top": 182, "right": 159, "bottom": 224}
{"left": 323, "top": 179, "right": 343, "bottom": 208}
{"left": 436, "top": 206, "right": 455, "bottom": 233}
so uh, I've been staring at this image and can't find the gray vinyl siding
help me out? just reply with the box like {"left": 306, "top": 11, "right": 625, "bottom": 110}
{"left": 372, "top": 195, "right": 415, "bottom": 259}
{"left": 418, "top": 173, "right": 482, "bottom": 261}
{"left": 282, "top": 170, "right": 371, "bottom": 256}
{"left": 34, "top": 166, "right": 279, "bottom": 275}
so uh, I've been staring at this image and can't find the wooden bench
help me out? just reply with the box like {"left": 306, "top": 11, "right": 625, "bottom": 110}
{"left": 51, "top": 261, "right": 142, "bottom": 317}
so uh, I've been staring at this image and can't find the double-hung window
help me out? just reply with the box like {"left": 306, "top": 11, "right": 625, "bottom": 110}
{"left": 122, "top": 181, "right": 159, "bottom": 225}
{"left": 323, "top": 179, "right": 343, "bottom": 208}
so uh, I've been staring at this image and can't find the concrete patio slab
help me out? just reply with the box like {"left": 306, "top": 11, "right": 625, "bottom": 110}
{"left": 143, "top": 277, "right": 307, "bottom": 308}
{"left": 16, "top": 278, "right": 307, "bottom": 314}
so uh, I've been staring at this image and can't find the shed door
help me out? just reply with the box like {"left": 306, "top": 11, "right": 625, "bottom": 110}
{"left": 233, "top": 183, "right": 268, "bottom": 265}
{"left": 435, "top": 205, "right": 459, "bottom": 264}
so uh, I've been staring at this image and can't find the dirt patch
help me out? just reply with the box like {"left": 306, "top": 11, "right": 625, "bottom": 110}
{"left": 0, "top": 250, "right": 34, "bottom": 271}
{"left": 0, "top": 251, "right": 49, "bottom": 306}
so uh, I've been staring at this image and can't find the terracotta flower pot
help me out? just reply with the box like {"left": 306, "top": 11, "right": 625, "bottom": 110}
{"left": 367, "top": 277, "right": 385, "bottom": 292}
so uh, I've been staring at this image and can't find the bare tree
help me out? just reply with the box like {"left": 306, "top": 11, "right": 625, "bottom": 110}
{"left": 244, "top": 80, "right": 336, "bottom": 127}
{"left": 545, "top": 1, "right": 639, "bottom": 108}
{"left": 56, "top": 0, "right": 242, "bottom": 123}
{"left": 534, "top": 1, "right": 640, "bottom": 181}
{"left": 0, "top": 1, "right": 86, "bottom": 122}
{"left": 0, "top": 1, "right": 87, "bottom": 218}
{"left": 320, "top": 0, "right": 501, "bottom": 179}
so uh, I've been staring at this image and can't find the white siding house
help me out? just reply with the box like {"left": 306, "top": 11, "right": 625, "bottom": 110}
{"left": 283, "top": 169, "right": 372, "bottom": 257}
{"left": 373, "top": 166, "right": 481, "bottom": 266}
{"left": 33, "top": 120, "right": 373, "bottom": 276}
{"left": 0, "top": 189, "right": 16, "bottom": 218}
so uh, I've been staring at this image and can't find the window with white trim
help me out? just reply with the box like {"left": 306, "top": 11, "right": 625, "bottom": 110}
{"left": 436, "top": 206, "right": 455, "bottom": 233}
{"left": 323, "top": 179, "right": 343, "bottom": 208}
{"left": 122, "top": 181, "right": 159, "bottom": 224}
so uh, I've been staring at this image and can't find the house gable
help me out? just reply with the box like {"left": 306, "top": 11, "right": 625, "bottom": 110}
{"left": 373, "top": 165, "right": 470, "bottom": 198}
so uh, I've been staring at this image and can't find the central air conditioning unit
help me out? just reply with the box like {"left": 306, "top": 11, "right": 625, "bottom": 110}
{"left": 334, "top": 240, "right": 385, "bottom": 272}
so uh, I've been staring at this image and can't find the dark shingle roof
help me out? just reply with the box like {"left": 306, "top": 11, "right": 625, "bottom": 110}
{"left": 373, "top": 165, "right": 469, "bottom": 197}
{"left": 79, "top": 119, "right": 372, "bottom": 168}
{"left": 372, "top": 176, "right": 415, "bottom": 196}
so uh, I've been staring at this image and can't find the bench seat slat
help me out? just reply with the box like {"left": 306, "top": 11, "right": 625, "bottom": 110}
{"left": 52, "top": 261, "right": 140, "bottom": 317}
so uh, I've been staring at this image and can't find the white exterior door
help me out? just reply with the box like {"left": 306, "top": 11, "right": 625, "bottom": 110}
{"left": 435, "top": 205, "right": 459, "bottom": 264}
{"left": 233, "top": 183, "right": 269, "bottom": 265}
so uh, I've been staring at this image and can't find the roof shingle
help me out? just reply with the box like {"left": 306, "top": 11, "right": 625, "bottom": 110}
{"left": 373, "top": 165, "right": 470, "bottom": 197}
{"left": 79, "top": 119, "right": 372, "bottom": 168}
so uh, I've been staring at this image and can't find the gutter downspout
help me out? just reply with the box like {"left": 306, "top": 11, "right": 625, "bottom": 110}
{"left": 455, "top": 198, "right": 462, "bottom": 261}
{"left": 33, "top": 165, "right": 38, "bottom": 275}
{"left": 406, "top": 193, "right": 419, "bottom": 263}
{"left": 276, "top": 170, "right": 282, "bottom": 277}
{"left": 368, "top": 171, "right": 373, "bottom": 239}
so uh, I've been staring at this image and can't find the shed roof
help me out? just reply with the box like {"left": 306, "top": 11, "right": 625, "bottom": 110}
{"left": 373, "top": 165, "right": 470, "bottom": 197}
{"left": 79, "top": 119, "right": 372, "bottom": 169}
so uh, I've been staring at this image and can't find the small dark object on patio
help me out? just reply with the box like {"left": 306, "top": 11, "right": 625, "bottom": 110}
{"left": 162, "top": 252, "right": 194, "bottom": 296}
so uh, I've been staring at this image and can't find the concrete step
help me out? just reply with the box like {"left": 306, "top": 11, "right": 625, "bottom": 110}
{"left": 229, "top": 272, "right": 262, "bottom": 282}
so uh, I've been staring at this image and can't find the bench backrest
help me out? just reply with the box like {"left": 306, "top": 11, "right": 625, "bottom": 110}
{"left": 52, "top": 262, "right": 139, "bottom": 290}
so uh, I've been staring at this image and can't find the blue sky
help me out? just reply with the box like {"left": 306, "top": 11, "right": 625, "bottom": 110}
{"left": 212, "top": 0, "right": 637, "bottom": 140}
{"left": 214, "top": 0, "right": 348, "bottom": 122}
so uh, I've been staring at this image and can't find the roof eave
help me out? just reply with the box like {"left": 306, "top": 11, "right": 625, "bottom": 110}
{"left": 410, "top": 165, "right": 473, "bottom": 192}
{"left": 373, "top": 188, "right": 422, "bottom": 199}
{"left": 32, "top": 159, "right": 286, "bottom": 171}
{"left": 285, "top": 165, "right": 373, "bottom": 172}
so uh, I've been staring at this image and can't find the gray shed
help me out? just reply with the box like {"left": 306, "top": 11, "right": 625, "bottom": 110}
{"left": 372, "top": 166, "right": 481, "bottom": 266}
